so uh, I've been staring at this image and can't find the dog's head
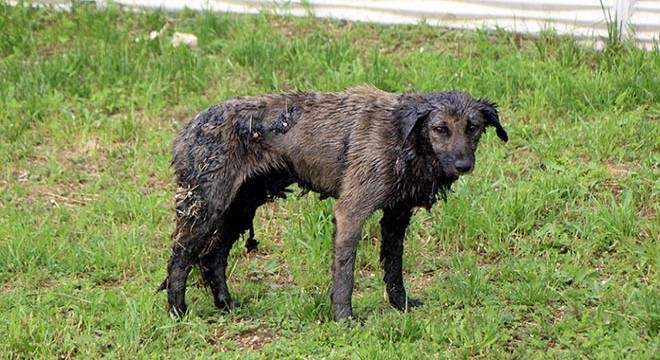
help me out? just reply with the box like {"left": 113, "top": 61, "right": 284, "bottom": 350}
{"left": 394, "top": 91, "right": 508, "bottom": 180}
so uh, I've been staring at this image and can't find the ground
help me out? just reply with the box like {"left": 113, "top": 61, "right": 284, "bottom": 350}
{"left": 0, "top": 2, "right": 658, "bottom": 358}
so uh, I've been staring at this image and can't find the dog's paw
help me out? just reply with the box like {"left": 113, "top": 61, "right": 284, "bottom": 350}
{"left": 333, "top": 305, "right": 354, "bottom": 322}
{"left": 403, "top": 297, "right": 424, "bottom": 309}
{"left": 168, "top": 304, "right": 188, "bottom": 320}
{"left": 215, "top": 298, "right": 241, "bottom": 311}
{"left": 387, "top": 291, "right": 424, "bottom": 312}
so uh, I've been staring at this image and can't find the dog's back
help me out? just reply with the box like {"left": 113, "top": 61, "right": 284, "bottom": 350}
{"left": 173, "top": 86, "right": 398, "bottom": 198}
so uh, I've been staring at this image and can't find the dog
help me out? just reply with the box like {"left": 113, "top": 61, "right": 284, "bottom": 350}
{"left": 160, "top": 85, "right": 508, "bottom": 321}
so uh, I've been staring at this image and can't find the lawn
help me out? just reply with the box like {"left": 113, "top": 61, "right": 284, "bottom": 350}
{"left": 0, "top": 2, "right": 658, "bottom": 358}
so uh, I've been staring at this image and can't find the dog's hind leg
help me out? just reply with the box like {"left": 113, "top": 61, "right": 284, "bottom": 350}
{"left": 199, "top": 179, "right": 266, "bottom": 311}
{"left": 380, "top": 205, "right": 423, "bottom": 311}
{"left": 199, "top": 223, "right": 242, "bottom": 311}
{"left": 166, "top": 213, "right": 217, "bottom": 318}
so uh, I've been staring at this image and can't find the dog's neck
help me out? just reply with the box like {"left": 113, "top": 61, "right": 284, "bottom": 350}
{"left": 394, "top": 149, "right": 454, "bottom": 210}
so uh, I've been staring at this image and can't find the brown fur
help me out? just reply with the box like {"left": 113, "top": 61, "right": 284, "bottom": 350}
{"left": 161, "top": 85, "right": 508, "bottom": 321}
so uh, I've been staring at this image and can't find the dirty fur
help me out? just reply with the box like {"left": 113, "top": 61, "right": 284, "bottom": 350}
{"left": 160, "top": 85, "right": 508, "bottom": 321}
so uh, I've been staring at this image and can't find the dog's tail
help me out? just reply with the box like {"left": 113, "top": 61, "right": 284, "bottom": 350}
{"left": 156, "top": 278, "right": 168, "bottom": 292}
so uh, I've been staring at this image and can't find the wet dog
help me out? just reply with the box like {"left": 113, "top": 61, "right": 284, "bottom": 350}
{"left": 160, "top": 85, "right": 508, "bottom": 321}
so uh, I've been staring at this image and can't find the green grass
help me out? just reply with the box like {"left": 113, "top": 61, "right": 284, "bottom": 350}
{"left": 1, "top": 2, "right": 658, "bottom": 358}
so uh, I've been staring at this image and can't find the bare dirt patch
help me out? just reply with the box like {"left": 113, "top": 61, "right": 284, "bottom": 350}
{"left": 602, "top": 161, "right": 636, "bottom": 201}
{"left": 606, "top": 162, "right": 634, "bottom": 178}
{"left": 1, "top": 282, "right": 19, "bottom": 295}
{"left": 234, "top": 325, "right": 275, "bottom": 351}
{"left": 206, "top": 324, "right": 277, "bottom": 352}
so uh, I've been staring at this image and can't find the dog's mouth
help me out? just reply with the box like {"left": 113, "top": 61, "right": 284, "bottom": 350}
{"left": 437, "top": 167, "right": 460, "bottom": 182}
{"left": 432, "top": 161, "right": 459, "bottom": 182}
{"left": 444, "top": 173, "right": 460, "bottom": 182}
{"left": 456, "top": 167, "right": 474, "bottom": 176}
{"left": 443, "top": 165, "right": 476, "bottom": 181}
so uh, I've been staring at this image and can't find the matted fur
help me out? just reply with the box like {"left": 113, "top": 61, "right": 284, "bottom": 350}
{"left": 160, "top": 85, "right": 508, "bottom": 321}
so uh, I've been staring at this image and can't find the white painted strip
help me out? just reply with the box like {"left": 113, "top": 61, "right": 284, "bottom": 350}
{"left": 16, "top": 0, "right": 660, "bottom": 49}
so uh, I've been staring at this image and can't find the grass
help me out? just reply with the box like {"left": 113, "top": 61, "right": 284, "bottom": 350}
{"left": 1, "top": 2, "right": 658, "bottom": 358}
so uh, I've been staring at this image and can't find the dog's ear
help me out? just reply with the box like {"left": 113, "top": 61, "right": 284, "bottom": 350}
{"left": 480, "top": 99, "right": 508, "bottom": 142}
{"left": 394, "top": 101, "right": 431, "bottom": 144}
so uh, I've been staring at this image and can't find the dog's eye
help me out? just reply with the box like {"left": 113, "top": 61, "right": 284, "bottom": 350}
{"left": 467, "top": 124, "right": 478, "bottom": 133}
{"left": 434, "top": 126, "right": 451, "bottom": 136}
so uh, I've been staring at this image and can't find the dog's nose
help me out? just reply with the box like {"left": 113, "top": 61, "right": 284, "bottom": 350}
{"left": 454, "top": 159, "right": 473, "bottom": 174}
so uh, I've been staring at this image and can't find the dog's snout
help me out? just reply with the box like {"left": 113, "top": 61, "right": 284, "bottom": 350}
{"left": 454, "top": 159, "right": 473, "bottom": 174}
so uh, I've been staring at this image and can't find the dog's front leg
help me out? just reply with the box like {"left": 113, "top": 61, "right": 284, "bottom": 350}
{"left": 331, "top": 200, "right": 372, "bottom": 321}
{"left": 380, "top": 205, "right": 423, "bottom": 311}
